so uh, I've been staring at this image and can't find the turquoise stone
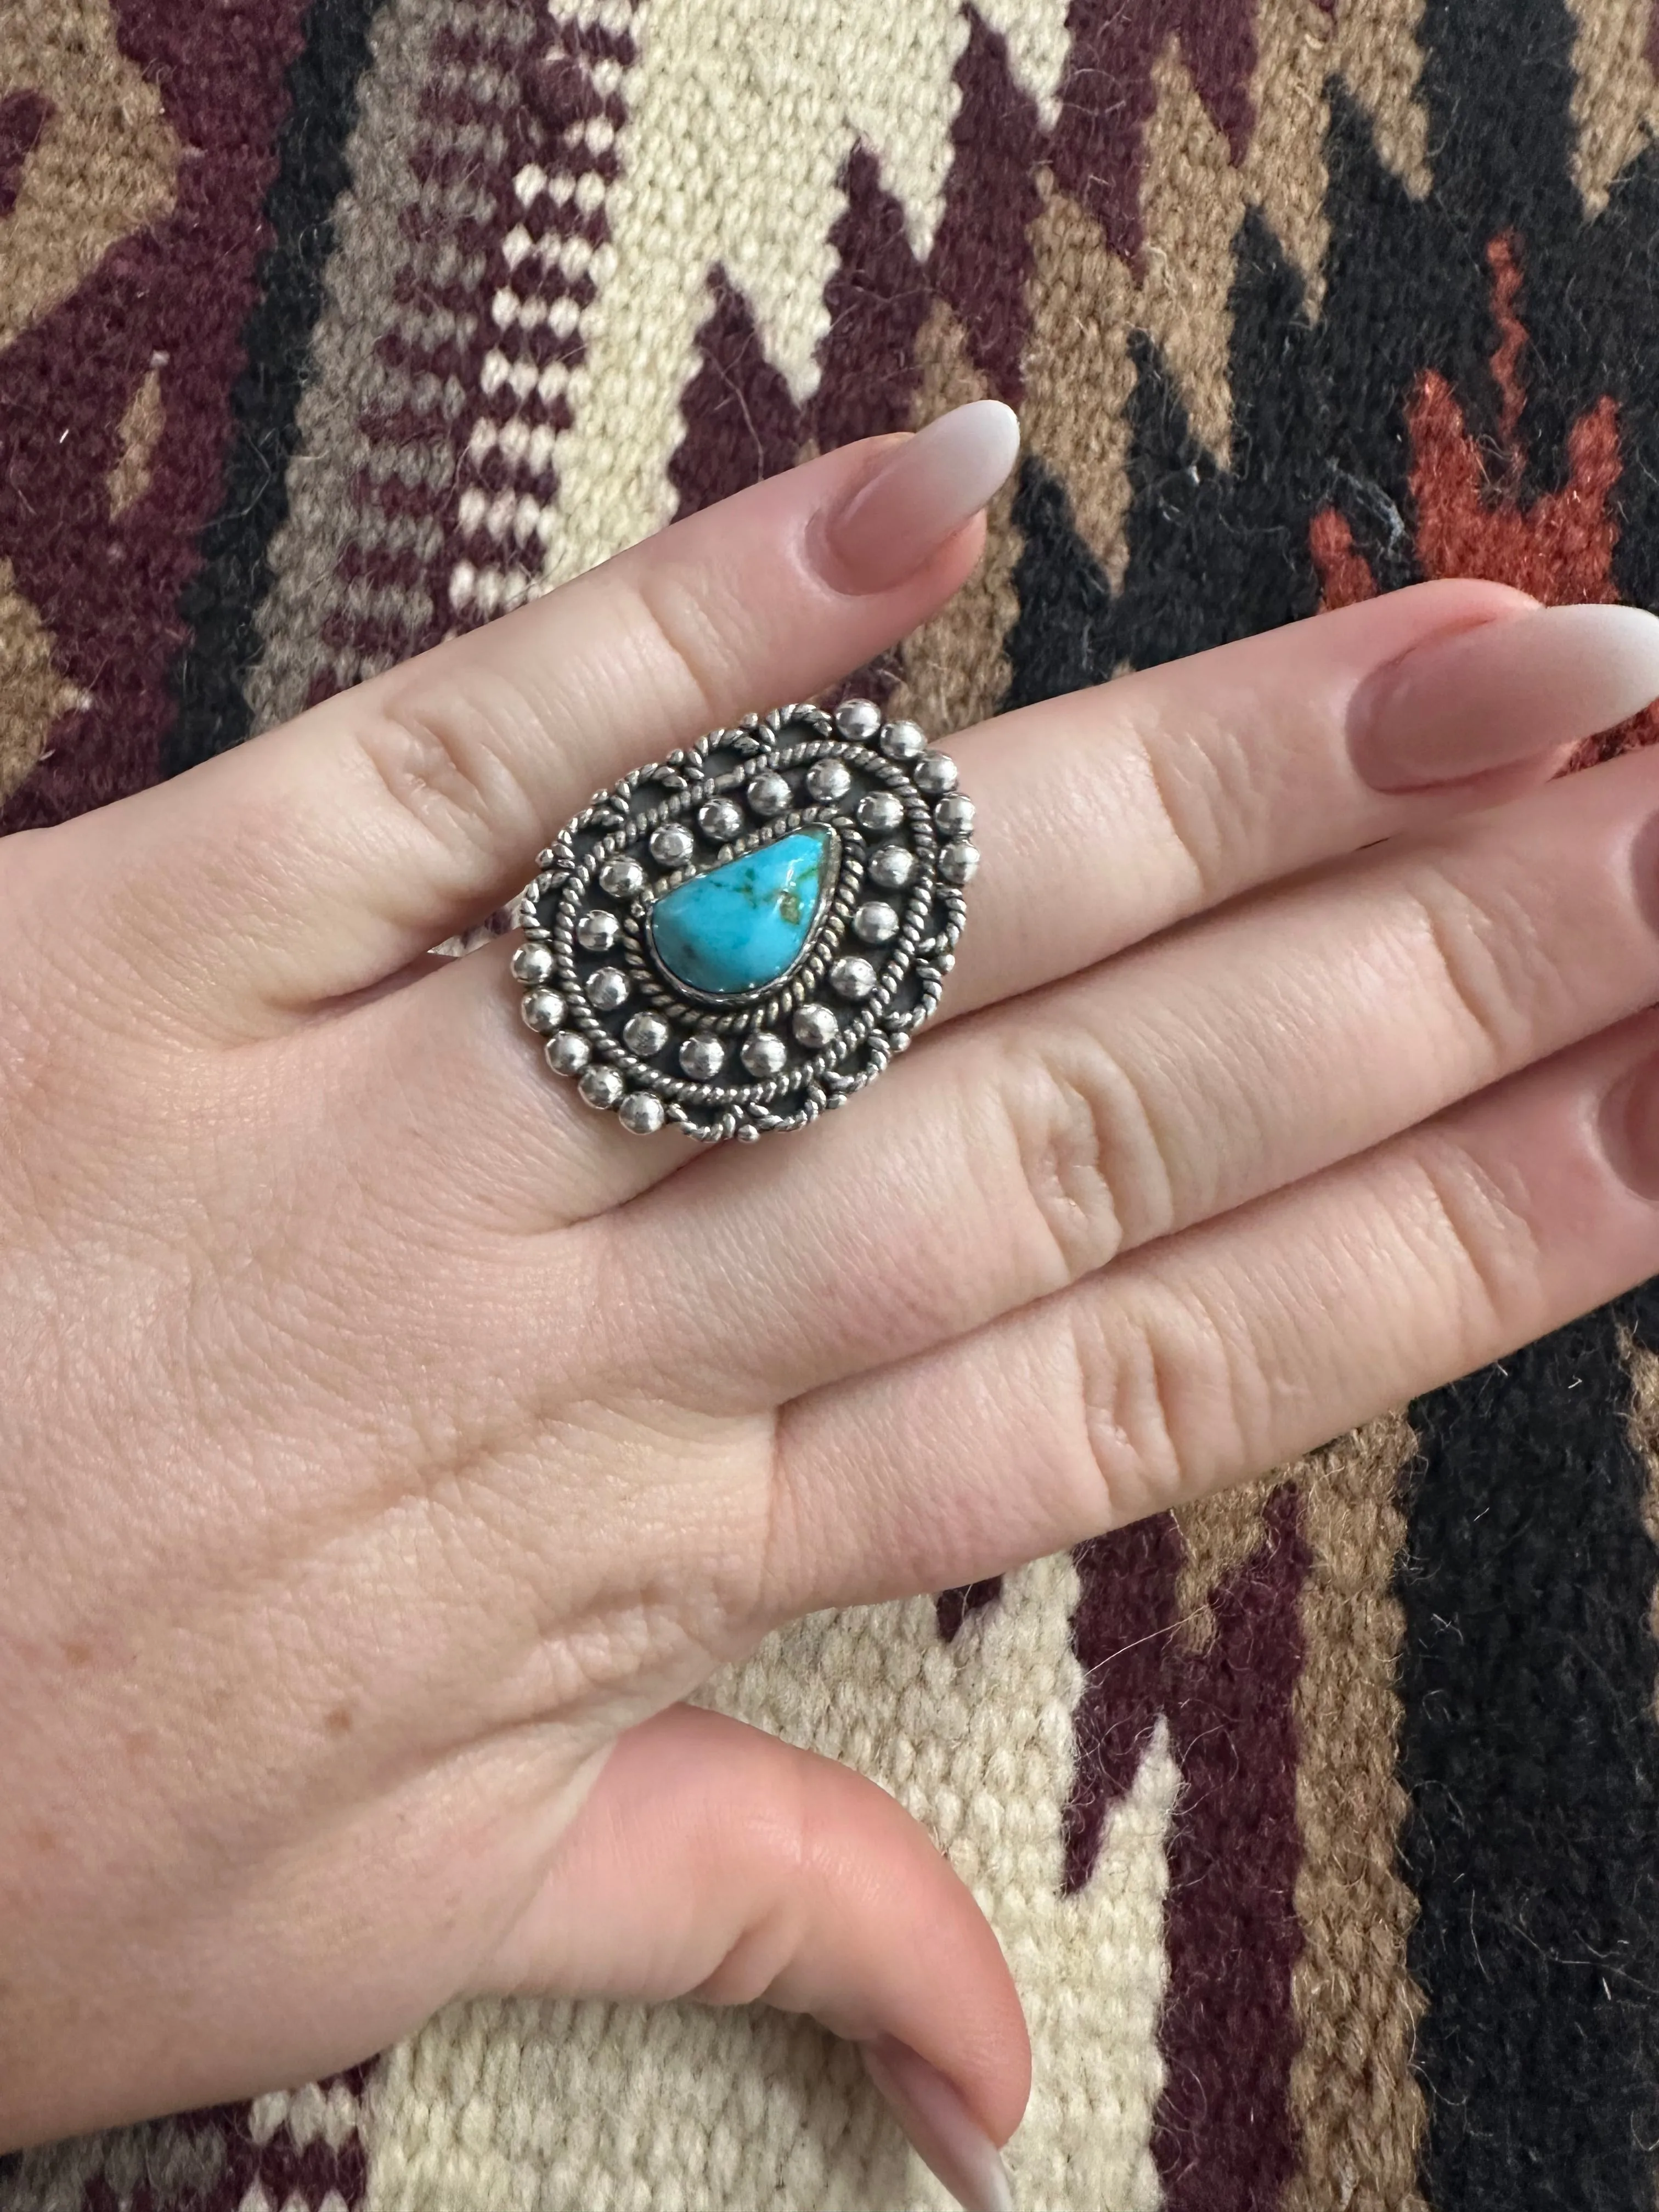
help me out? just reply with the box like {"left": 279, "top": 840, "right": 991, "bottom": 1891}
{"left": 648, "top": 828, "right": 832, "bottom": 996}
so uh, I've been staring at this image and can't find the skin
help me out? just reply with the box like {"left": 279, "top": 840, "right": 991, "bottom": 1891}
{"left": 4, "top": 427, "right": 1659, "bottom": 2186}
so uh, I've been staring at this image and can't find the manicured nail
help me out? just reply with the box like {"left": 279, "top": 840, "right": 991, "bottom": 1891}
{"left": 1601, "top": 1048, "right": 1659, "bottom": 1201}
{"left": 1353, "top": 601, "right": 1659, "bottom": 791}
{"left": 862, "top": 2036, "right": 1015, "bottom": 2212}
{"left": 823, "top": 401, "right": 1020, "bottom": 592}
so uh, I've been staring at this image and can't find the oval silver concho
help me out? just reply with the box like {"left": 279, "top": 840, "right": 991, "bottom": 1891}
{"left": 511, "top": 699, "right": 977, "bottom": 1142}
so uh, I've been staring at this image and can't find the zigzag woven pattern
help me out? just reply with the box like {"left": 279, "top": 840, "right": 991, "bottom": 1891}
{"left": 2, "top": 3, "right": 1658, "bottom": 2207}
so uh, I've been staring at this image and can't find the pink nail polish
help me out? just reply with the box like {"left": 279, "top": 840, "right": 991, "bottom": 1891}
{"left": 862, "top": 2036, "right": 1016, "bottom": 2212}
{"left": 821, "top": 402, "right": 1020, "bottom": 594}
{"left": 1601, "top": 1048, "right": 1659, "bottom": 1201}
{"left": 1353, "top": 601, "right": 1659, "bottom": 792}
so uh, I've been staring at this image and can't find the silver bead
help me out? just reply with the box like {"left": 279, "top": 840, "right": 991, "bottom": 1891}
{"left": 853, "top": 900, "right": 900, "bottom": 945}
{"left": 679, "top": 1031, "right": 725, "bottom": 1079}
{"left": 575, "top": 907, "right": 620, "bottom": 951}
{"left": 879, "top": 718, "right": 926, "bottom": 761}
{"left": 535, "top": 847, "right": 558, "bottom": 870}
{"left": 512, "top": 942, "right": 556, "bottom": 986}
{"left": 545, "top": 1030, "right": 591, "bottom": 1076}
{"left": 697, "top": 797, "right": 743, "bottom": 843}
{"left": 835, "top": 697, "right": 882, "bottom": 742}
{"left": 588, "top": 966, "right": 630, "bottom": 1011}
{"left": 867, "top": 843, "right": 916, "bottom": 891}
{"left": 746, "top": 771, "right": 792, "bottom": 818}
{"left": 579, "top": 1064, "right": 625, "bottom": 1110}
{"left": 856, "top": 790, "right": 904, "bottom": 834}
{"left": 830, "top": 955, "right": 877, "bottom": 1000}
{"left": 805, "top": 758, "right": 852, "bottom": 802}
{"left": 741, "top": 1030, "right": 787, "bottom": 1077}
{"left": 520, "top": 989, "right": 566, "bottom": 1034}
{"left": 623, "top": 1011, "right": 670, "bottom": 1057}
{"left": 935, "top": 793, "right": 976, "bottom": 837}
{"left": 914, "top": 751, "right": 958, "bottom": 795}
{"left": 792, "top": 1003, "right": 839, "bottom": 1048}
{"left": 939, "top": 840, "right": 980, "bottom": 885}
{"left": 650, "top": 822, "right": 695, "bottom": 866}
{"left": 619, "top": 1091, "right": 665, "bottom": 1135}
{"left": 599, "top": 856, "right": 645, "bottom": 899}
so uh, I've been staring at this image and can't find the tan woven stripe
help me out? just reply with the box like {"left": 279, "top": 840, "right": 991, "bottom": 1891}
{"left": 1283, "top": 1415, "right": 1430, "bottom": 2212}
{"left": 1618, "top": 1325, "right": 1659, "bottom": 1726}
{"left": 1021, "top": 12, "right": 1430, "bottom": 591}
{"left": 244, "top": 0, "right": 470, "bottom": 729}
{"left": 1567, "top": 0, "right": 1659, "bottom": 216}
{"left": 1173, "top": 1470, "right": 1294, "bottom": 1652}
{"left": 108, "top": 364, "right": 163, "bottom": 520}
{"left": 0, "top": 0, "right": 180, "bottom": 352}
{"left": 887, "top": 300, "right": 1023, "bottom": 740}
{"left": 0, "top": 556, "right": 75, "bottom": 805}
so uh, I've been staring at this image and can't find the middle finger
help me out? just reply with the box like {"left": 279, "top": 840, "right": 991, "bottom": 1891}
{"left": 597, "top": 739, "right": 1659, "bottom": 1412}
{"left": 378, "top": 587, "right": 1659, "bottom": 1231}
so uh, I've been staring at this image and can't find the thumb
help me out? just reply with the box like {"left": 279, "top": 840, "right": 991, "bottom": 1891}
{"left": 472, "top": 1704, "right": 1028, "bottom": 2212}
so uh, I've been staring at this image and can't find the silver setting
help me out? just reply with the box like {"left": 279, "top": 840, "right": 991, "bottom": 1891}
{"left": 580, "top": 1064, "right": 626, "bottom": 1110}
{"left": 834, "top": 697, "right": 883, "bottom": 742}
{"left": 935, "top": 793, "right": 976, "bottom": 838}
{"left": 867, "top": 843, "right": 917, "bottom": 891}
{"left": 512, "top": 698, "right": 973, "bottom": 1141}
{"left": 680, "top": 1032, "right": 725, "bottom": 1079}
{"left": 746, "top": 770, "right": 792, "bottom": 817}
{"left": 521, "top": 989, "right": 566, "bottom": 1034}
{"left": 619, "top": 1091, "right": 665, "bottom": 1135}
{"left": 805, "top": 758, "right": 852, "bottom": 802}
{"left": 545, "top": 1030, "right": 591, "bottom": 1076}
{"left": 741, "top": 1031, "right": 788, "bottom": 1077}
{"left": 879, "top": 718, "right": 926, "bottom": 761}
{"left": 512, "top": 942, "right": 556, "bottom": 986}
{"left": 830, "top": 955, "right": 878, "bottom": 1001}
{"left": 599, "top": 856, "right": 645, "bottom": 899}
{"left": 856, "top": 789, "right": 905, "bottom": 835}
{"left": 575, "top": 908, "right": 621, "bottom": 952}
{"left": 623, "top": 1010, "right": 670, "bottom": 1057}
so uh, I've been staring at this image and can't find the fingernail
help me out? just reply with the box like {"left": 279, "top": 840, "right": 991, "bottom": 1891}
{"left": 1601, "top": 1048, "right": 1659, "bottom": 1200}
{"left": 822, "top": 401, "right": 1020, "bottom": 592}
{"left": 862, "top": 2036, "right": 1016, "bottom": 2212}
{"left": 1353, "top": 601, "right": 1659, "bottom": 791}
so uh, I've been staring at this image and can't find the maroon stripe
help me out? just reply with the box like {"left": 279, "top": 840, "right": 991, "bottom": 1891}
{"left": 1048, "top": 0, "right": 1259, "bottom": 267}
{"left": 806, "top": 146, "right": 930, "bottom": 450}
{"left": 927, "top": 8, "right": 1042, "bottom": 404}
{"left": 670, "top": 268, "right": 805, "bottom": 518}
{"left": 0, "top": 88, "right": 51, "bottom": 219}
{"left": 1066, "top": 1492, "right": 1308, "bottom": 2211}
{"left": 0, "top": 0, "right": 314, "bottom": 832}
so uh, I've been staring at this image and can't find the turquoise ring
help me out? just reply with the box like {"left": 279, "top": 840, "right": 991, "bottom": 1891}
{"left": 510, "top": 698, "right": 977, "bottom": 1141}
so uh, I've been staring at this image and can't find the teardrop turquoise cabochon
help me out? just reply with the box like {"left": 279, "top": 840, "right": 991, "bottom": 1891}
{"left": 648, "top": 828, "right": 832, "bottom": 997}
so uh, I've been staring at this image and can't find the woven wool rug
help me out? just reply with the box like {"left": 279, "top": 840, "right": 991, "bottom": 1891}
{"left": 3, "top": 2, "right": 1658, "bottom": 2207}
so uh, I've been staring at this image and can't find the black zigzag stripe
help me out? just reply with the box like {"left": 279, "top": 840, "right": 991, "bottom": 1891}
{"left": 162, "top": 0, "right": 388, "bottom": 777}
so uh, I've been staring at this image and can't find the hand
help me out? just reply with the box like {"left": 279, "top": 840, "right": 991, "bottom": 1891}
{"left": 5, "top": 399, "right": 1659, "bottom": 2212}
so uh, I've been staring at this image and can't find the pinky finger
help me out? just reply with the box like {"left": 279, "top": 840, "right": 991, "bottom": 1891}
{"left": 470, "top": 1705, "right": 1028, "bottom": 2212}
{"left": 772, "top": 1011, "right": 1659, "bottom": 1614}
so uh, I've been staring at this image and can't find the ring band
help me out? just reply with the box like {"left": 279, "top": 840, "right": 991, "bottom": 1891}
{"left": 511, "top": 698, "right": 978, "bottom": 1142}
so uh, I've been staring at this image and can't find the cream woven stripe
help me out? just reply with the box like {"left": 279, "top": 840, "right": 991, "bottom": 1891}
{"left": 366, "top": 1554, "right": 1181, "bottom": 2211}
{"left": 529, "top": 0, "right": 1072, "bottom": 593}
